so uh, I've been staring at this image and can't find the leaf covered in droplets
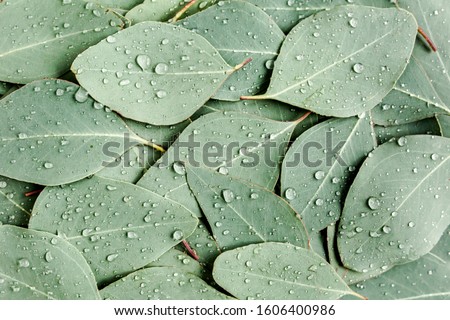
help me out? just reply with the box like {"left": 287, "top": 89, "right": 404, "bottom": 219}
{"left": 243, "top": 6, "right": 417, "bottom": 118}
{"left": 374, "top": 118, "right": 441, "bottom": 145}
{"left": 146, "top": 248, "right": 203, "bottom": 278}
{"left": 0, "top": 0, "right": 124, "bottom": 84}
{"left": 0, "top": 225, "right": 100, "bottom": 300}
{"left": 213, "top": 242, "right": 362, "bottom": 300}
{"left": 338, "top": 135, "right": 450, "bottom": 272}
{"left": 186, "top": 166, "right": 309, "bottom": 251}
{"left": 29, "top": 175, "right": 198, "bottom": 286}
{"left": 0, "top": 80, "right": 149, "bottom": 186}
{"left": 101, "top": 267, "right": 231, "bottom": 300}
{"left": 137, "top": 112, "right": 299, "bottom": 217}
{"left": 178, "top": 1, "right": 285, "bottom": 101}
{"left": 72, "top": 21, "right": 234, "bottom": 125}
{"left": 437, "top": 114, "right": 450, "bottom": 138}
{"left": 281, "top": 115, "right": 376, "bottom": 232}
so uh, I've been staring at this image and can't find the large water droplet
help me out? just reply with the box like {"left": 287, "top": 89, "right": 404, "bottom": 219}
{"left": 172, "top": 162, "right": 185, "bottom": 175}
{"left": 172, "top": 230, "right": 184, "bottom": 241}
{"left": 284, "top": 188, "right": 297, "bottom": 200}
{"left": 367, "top": 197, "right": 380, "bottom": 210}
{"left": 136, "top": 55, "right": 151, "bottom": 71}
{"left": 74, "top": 87, "right": 89, "bottom": 103}
{"left": 352, "top": 63, "right": 364, "bottom": 74}
{"left": 222, "top": 189, "right": 234, "bottom": 203}
{"left": 155, "top": 63, "right": 169, "bottom": 75}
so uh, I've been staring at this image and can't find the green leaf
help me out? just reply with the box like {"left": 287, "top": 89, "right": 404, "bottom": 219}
{"left": 349, "top": 227, "right": 450, "bottom": 299}
{"left": 338, "top": 135, "right": 450, "bottom": 272}
{"left": 0, "top": 225, "right": 100, "bottom": 300}
{"left": 89, "top": 0, "right": 144, "bottom": 11}
{"left": 0, "top": 79, "right": 150, "bottom": 186}
{"left": 309, "top": 230, "right": 328, "bottom": 261}
{"left": 178, "top": 1, "right": 285, "bottom": 101}
{"left": 243, "top": 6, "right": 417, "bottom": 118}
{"left": 0, "top": 176, "right": 39, "bottom": 227}
{"left": 186, "top": 166, "right": 309, "bottom": 250}
{"left": 0, "top": 82, "right": 12, "bottom": 96}
{"left": 29, "top": 175, "right": 198, "bottom": 286}
{"left": 375, "top": 118, "right": 441, "bottom": 145}
{"left": 327, "top": 224, "right": 392, "bottom": 285}
{"left": 126, "top": 0, "right": 218, "bottom": 24}
{"left": 281, "top": 115, "right": 376, "bottom": 232}
{"left": 146, "top": 248, "right": 203, "bottom": 278}
{"left": 101, "top": 267, "right": 231, "bottom": 300}
{"left": 137, "top": 112, "right": 300, "bottom": 217}
{"left": 213, "top": 242, "right": 362, "bottom": 299}
{"left": 0, "top": 0, "right": 123, "bottom": 84}
{"left": 72, "top": 21, "right": 234, "bottom": 125}
{"left": 437, "top": 114, "right": 450, "bottom": 138}
{"left": 244, "top": 0, "right": 394, "bottom": 33}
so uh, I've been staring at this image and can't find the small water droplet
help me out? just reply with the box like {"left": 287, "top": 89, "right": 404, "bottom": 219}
{"left": 218, "top": 167, "right": 229, "bottom": 175}
{"left": 43, "top": 162, "right": 54, "bottom": 169}
{"left": 106, "top": 254, "right": 119, "bottom": 262}
{"left": 18, "top": 258, "right": 30, "bottom": 268}
{"left": 222, "top": 189, "right": 234, "bottom": 203}
{"left": 314, "top": 170, "right": 325, "bottom": 180}
{"left": 408, "top": 221, "right": 415, "bottom": 228}
{"left": 0, "top": 181, "right": 7, "bottom": 189}
{"left": 136, "top": 55, "right": 151, "bottom": 71}
{"left": 284, "top": 188, "right": 297, "bottom": 200}
{"left": 44, "top": 251, "right": 53, "bottom": 262}
{"left": 106, "top": 35, "right": 116, "bottom": 43}
{"left": 172, "top": 162, "right": 185, "bottom": 175}
{"left": 74, "top": 87, "right": 89, "bottom": 103}
{"left": 172, "top": 230, "right": 184, "bottom": 241}
{"left": 367, "top": 197, "right": 380, "bottom": 210}
{"left": 382, "top": 226, "right": 391, "bottom": 234}
{"left": 352, "top": 63, "right": 364, "bottom": 74}
{"left": 155, "top": 63, "right": 169, "bottom": 75}
{"left": 397, "top": 136, "right": 407, "bottom": 147}
{"left": 156, "top": 90, "right": 167, "bottom": 99}
{"left": 349, "top": 18, "right": 358, "bottom": 28}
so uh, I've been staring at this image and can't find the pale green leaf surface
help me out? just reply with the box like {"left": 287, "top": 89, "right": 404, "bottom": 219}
{"left": 437, "top": 114, "right": 450, "bottom": 138}
{"left": 309, "top": 230, "right": 328, "bottom": 261}
{"left": 101, "top": 267, "right": 231, "bottom": 300}
{"left": 178, "top": 1, "right": 285, "bottom": 100}
{"left": 72, "top": 21, "right": 233, "bottom": 125}
{"left": 0, "top": 80, "right": 147, "bottom": 186}
{"left": 281, "top": 115, "right": 376, "bottom": 232}
{"left": 89, "top": 0, "right": 144, "bottom": 10}
{"left": 338, "top": 135, "right": 450, "bottom": 272}
{"left": 0, "top": 225, "right": 100, "bottom": 300}
{"left": 213, "top": 242, "right": 361, "bottom": 299}
{"left": 0, "top": 0, "right": 123, "bottom": 83}
{"left": 375, "top": 118, "right": 441, "bottom": 144}
{"left": 146, "top": 248, "right": 203, "bottom": 278}
{"left": 186, "top": 166, "right": 309, "bottom": 250}
{"left": 247, "top": 6, "right": 417, "bottom": 118}
{"left": 29, "top": 176, "right": 198, "bottom": 286}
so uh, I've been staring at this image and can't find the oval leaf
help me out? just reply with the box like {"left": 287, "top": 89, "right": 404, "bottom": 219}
{"left": 101, "top": 267, "right": 231, "bottom": 300}
{"left": 29, "top": 176, "right": 198, "bottom": 286}
{"left": 281, "top": 115, "right": 376, "bottom": 232}
{"left": 0, "top": 225, "right": 100, "bottom": 300}
{"left": 0, "top": 79, "right": 149, "bottom": 186}
{"left": 186, "top": 166, "right": 309, "bottom": 250}
{"left": 72, "top": 21, "right": 234, "bottom": 125}
{"left": 178, "top": 1, "right": 285, "bottom": 100}
{"left": 0, "top": 0, "right": 123, "bottom": 83}
{"left": 243, "top": 6, "right": 417, "bottom": 118}
{"left": 338, "top": 135, "right": 450, "bottom": 272}
{"left": 213, "top": 242, "right": 361, "bottom": 299}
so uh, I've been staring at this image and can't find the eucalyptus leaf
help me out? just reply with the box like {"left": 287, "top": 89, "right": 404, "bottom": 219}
{"left": 89, "top": 0, "right": 144, "bottom": 10}
{"left": 437, "top": 114, "right": 450, "bottom": 138}
{"left": 126, "top": 0, "right": 217, "bottom": 24}
{"left": 375, "top": 118, "right": 441, "bottom": 145}
{"left": 101, "top": 267, "right": 231, "bottom": 300}
{"left": 213, "top": 242, "right": 362, "bottom": 299}
{"left": 0, "top": 225, "right": 100, "bottom": 300}
{"left": 0, "top": 176, "right": 39, "bottom": 227}
{"left": 29, "top": 176, "right": 198, "bottom": 286}
{"left": 338, "top": 135, "right": 450, "bottom": 272}
{"left": 146, "top": 248, "right": 203, "bottom": 277}
{"left": 0, "top": 79, "right": 151, "bottom": 186}
{"left": 348, "top": 227, "right": 450, "bottom": 300}
{"left": 0, "top": 0, "right": 123, "bottom": 84}
{"left": 72, "top": 21, "right": 234, "bottom": 125}
{"left": 186, "top": 166, "right": 309, "bottom": 250}
{"left": 178, "top": 1, "right": 285, "bottom": 101}
{"left": 309, "top": 230, "right": 328, "bottom": 261}
{"left": 243, "top": 6, "right": 417, "bottom": 118}
{"left": 281, "top": 115, "right": 375, "bottom": 232}
{"left": 137, "top": 112, "right": 300, "bottom": 217}
{"left": 244, "top": 0, "right": 394, "bottom": 33}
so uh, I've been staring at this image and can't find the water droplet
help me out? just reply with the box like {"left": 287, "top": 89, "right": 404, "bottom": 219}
{"left": 18, "top": 258, "right": 30, "bottom": 268}
{"left": 349, "top": 18, "right": 358, "bottom": 28}
{"left": 127, "top": 231, "right": 138, "bottom": 239}
{"left": 156, "top": 90, "right": 167, "bottom": 99}
{"left": 431, "top": 153, "right": 439, "bottom": 161}
{"left": 352, "top": 63, "right": 364, "bottom": 74}
{"left": 172, "top": 162, "right": 185, "bottom": 175}
{"left": 250, "top": 193, "right": 259, "bottom": 200}
{"left": 315, "top": 198, "right": 324, "bottom": 206}
{"left": 369, "top": 231, "right": 381, "bottom": 238}
{"left": 43, "top": 162, "right": 54, "bottom": 169}
{"left": 106, "top": 185, "right": 117, "bottom": 191}
{"left": 284, "top": 188, "right": 297, "bottom": 200}
{"left": 218, "top": 167, "right": 229, "bottom": 175}
{"left": 222, "top": 189, "right": 234, "bottom": 203}
{"left": 382, "top": 226, "right": 391, "bottom": 234}
{"left": 0, "top": 181, "right": 7, "bottom": 188}
{"left": 355, "top": 227, "right": 363, "bottom": 233}
{"left": 17, "top": 133, "right": 28, "bottom": 139}
{"left": 265, "top": 59, "right": 275, "bottom": 70}
{"left": 55, "top": 88, "right": 65, "bottom": 96}
{"left": 106, "top": 35, "right": 116, "bottom": 43}
{"left": 119, "top": 79, "right": 130, "bottom": 86}
{"left": 44, "top": 251, "right": 53, "bottom": 262}
{"left": 74, "top": 87, "right": 89, "bottom": 103}
{"left": 245, "top": 261, "right": 252, "bottom": 267}
{"left": 314, "top": 170, "right": 325, "bottom": 180}
{"left": 397, "top": 136, "right": 407, "bottom": 147}
{"left": 367, "top": 197, "right": 381, "bottom": 210}
{"left": 136, "top": 55, "right": 151, "bottom": 71}
{"left": 172, "top": 230, "right": 184, "bottom": 241}
{"left": 408, "top": 221, "right": 415, "bottom": 228}
{"left": 155, "top": 63, "right": 169, "bottom": 75}
{"left": 106, "top": 254, "right": 119, "bottom": 262}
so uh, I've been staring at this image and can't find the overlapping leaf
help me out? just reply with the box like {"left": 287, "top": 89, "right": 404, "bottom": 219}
{"left": 72, "top": 21, "right": 234, "bottom": 125}
{"left": 437, "top": 114, "right": 450, "bottom": 138}
{"left": 90, "top": 0, "right": 144, "bottom": 11}
{"left": 338, "top": 135, "right": 450, "bottom": 272}
{"left": 243, "top": 6, "right": 417, "bottom": 118}
{"left": 186, "top": 166, "right": 309, "bottom": 250}
{"left": 281, "top": 115, "right": 375, "bottom": 232}
{"left": 213, "top": 242, "right": 362, "bottom": 299}
{"left": 0, "top": 80, "right": 150, "bottom": 186}
{"left": 375, "top": 118, "right": 441, "bottom": 144}
{"left": 0, "top": 225, "right": 100, "bottom": 300}
{"left": 29, "top": 176, "right": 198, "bottom": 286}
{"left": 0, "top": 0, "right": 123, "bottom": 83}
{"left": 101, "top": 267, "right": 231, "bottom": 300}
{"left": 178, "top": 1, "right": 285, "bottom": 100}
{"left": 146, "top": 248, "right": 203, "bottom": 277}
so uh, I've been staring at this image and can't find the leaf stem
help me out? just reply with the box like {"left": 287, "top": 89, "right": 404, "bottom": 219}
{"left": 182, "top": 240, "right": 200, "bottom": 261}
{"left": 25, "top": 189, "right": 43, "bottom": 197}
{"left": 230, "top": 57, "right": 253, "bottom": 73}
{"left": 294, "top": 111, "right": 312, "bottom": 124}
{"left": 350, "top": 290, "right": 368, "bottom": 300}
{"left": 418, "top": 27, "right": 437, "bottom": 52}
{"left": 171, "top": 0, "right": 197, "bottom": 23}
{"left": 143, "top": 141, "right": 166, "bottom": 153}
